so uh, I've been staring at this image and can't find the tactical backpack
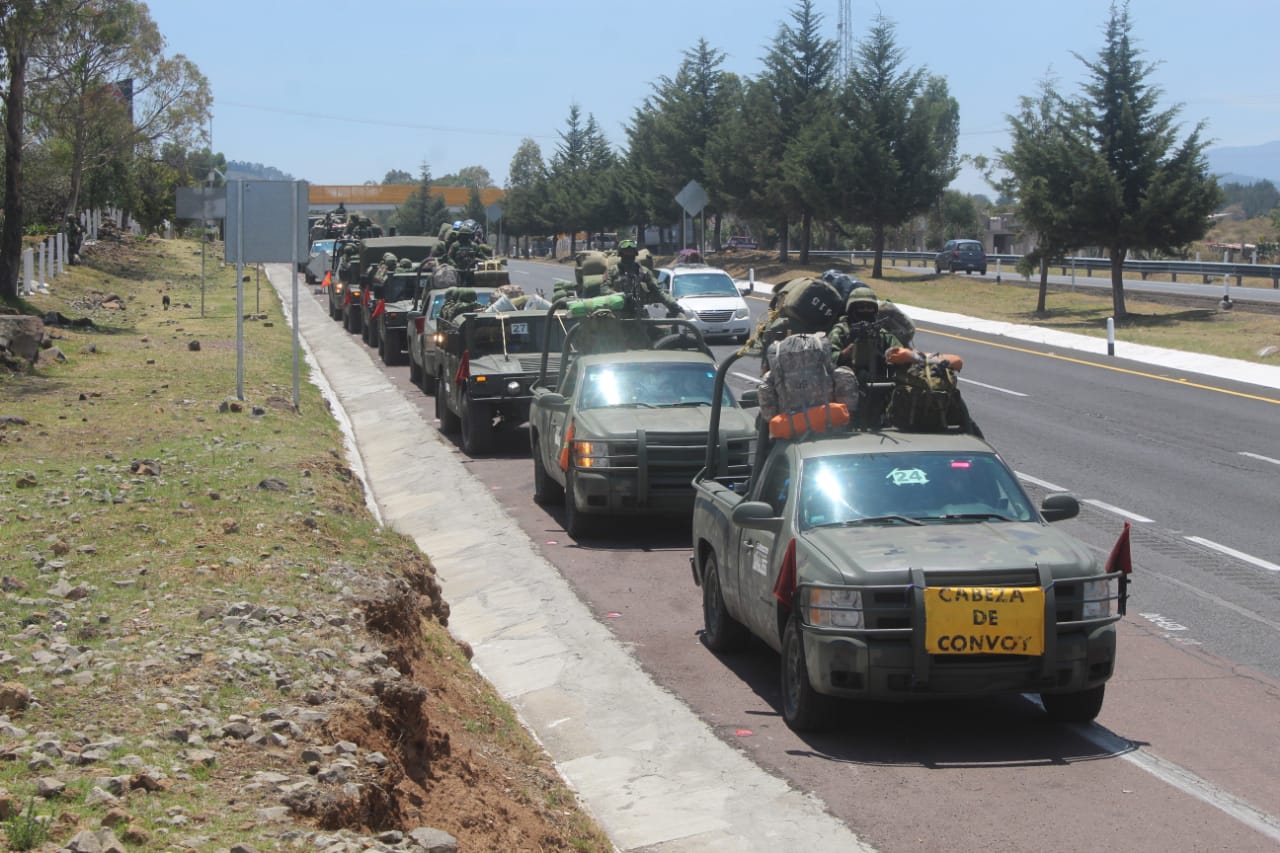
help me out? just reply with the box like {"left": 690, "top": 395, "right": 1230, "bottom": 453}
{"left": 772, "top": 277, "right": 843, "bottom": 333}
{"left": 878, "top": 300, "right": 916, "bottom": 348}
{"left": 758, "top": 333, "right": 858, "bottom": 438}
{"left": 887, "top": 357, "right": 963, "bottom": 432}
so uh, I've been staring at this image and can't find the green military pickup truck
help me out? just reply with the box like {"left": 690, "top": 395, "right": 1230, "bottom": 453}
{"left": 528, "top": 317, "right": 757, "bottom": 538}
{"left": 357, "top": 237, "right": 440, "bottom": 347}
{"left": 689, "top": 353, "right": 1124, "bottom": 732}
{"left": 436, "top": 306, "right": 574, "bottom": 455}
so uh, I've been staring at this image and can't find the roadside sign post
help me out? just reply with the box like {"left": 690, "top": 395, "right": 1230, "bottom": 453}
{"left": 675, "top": 181, "right": 708, "bottom": 255}
{"left": 486, "top": 202, "right": 503, "bottom": 257}
{"left": 225, "top": 180, "right": 309, "bottom": 407}
{"left": 176, "top": 186, "right": 226, "bottom": 317}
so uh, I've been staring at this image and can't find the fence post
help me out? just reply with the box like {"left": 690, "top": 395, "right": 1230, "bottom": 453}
{"left": 37, "top": 241, "right": 45, "bottom": 289}
{"left": 47, "top": 236, "right": 57, "bottom": 279}
{"left": 1106, "top": 317, "right": 1115, "bottom": 356}
{"left": 22, "top": 247, "right": 33, "bottom": 295}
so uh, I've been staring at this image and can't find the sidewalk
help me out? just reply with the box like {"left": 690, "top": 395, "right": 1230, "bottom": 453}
{"left": 265, "top": 265, "right": 875, "bottom": 853}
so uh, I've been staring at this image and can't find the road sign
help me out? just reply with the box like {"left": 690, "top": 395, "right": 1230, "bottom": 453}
{"left": 485, "top": 202, "right": 504, "bottom": 222}
{"left": 176, "top": 187, "right": 225, "bottom": 221}
{"left": 675, "top": 180, "right": 708, "bottom": 216}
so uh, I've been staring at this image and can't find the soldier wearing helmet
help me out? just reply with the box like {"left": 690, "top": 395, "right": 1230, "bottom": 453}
{"left": 397, "top": 257, "right": 415, "bottom": 271}
{"left": 601, "top": 238, "right": 685, "bottom": 318}
{"left": 830, "top": 286, "right": 902, "bottom": 371}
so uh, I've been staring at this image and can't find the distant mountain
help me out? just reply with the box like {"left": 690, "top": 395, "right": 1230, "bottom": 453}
{"left": 1206, "top": 141, "right": 1280, "bottom": 187}
{"left": 226, "top": 160, "right": 296, "bottom": 182}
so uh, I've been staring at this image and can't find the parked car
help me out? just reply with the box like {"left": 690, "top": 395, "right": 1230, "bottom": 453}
{"left": 723, "top": 236, "right": 758, "bottom": 250}
{"left": 656, "top": 264, "right": 753, "bottom": 343}
{"left": 935, "top": 239, "right": 988, "bottom": 275}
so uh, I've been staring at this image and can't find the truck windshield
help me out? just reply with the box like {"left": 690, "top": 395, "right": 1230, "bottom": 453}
{"left": 798, "top": 451, "right": 1036, "bottom": 530}
{"left": 579, "top": 361, "right": 734, "bottom": 409}
{"left": 466, "top": 316, "right": 568, "bottom": 356}
{"left": 672, "top": 272, "right": 738, "bottom": 298}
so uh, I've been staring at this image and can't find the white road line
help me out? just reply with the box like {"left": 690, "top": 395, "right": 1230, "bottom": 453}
{"left": 1239, "top": 451, "right": 1280, "bottom": 466}
{"left": 1081, "top": 499, "right": 1155, "bottom": 523}
{"left": 1015, "top": 472, "right": 1068, "bottom": 492}
{"left": 958, "top": 377, "right": 1028, "bottom": 397}
{"left": 1075, "top": 722, "right": 1280, "bottom": 844}
{"left": 1185, "top": 536, "right": 1280, "bottom": 572}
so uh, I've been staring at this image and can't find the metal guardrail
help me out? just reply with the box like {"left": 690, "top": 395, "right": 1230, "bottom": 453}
{"left": 806, "top": 249, "right": 1280, "bottom": 288}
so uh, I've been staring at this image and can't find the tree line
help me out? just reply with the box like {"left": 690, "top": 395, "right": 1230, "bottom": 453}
{"left": 497, "top": 0, "right": 1220, "bottom": 319}
{"left": 2, "top": 1, "right": 1224, "bottom": 320}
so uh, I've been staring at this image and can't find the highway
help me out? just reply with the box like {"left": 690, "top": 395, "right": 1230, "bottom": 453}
{"left": 295, "top": 258, "right": 1280, "bottom": 851}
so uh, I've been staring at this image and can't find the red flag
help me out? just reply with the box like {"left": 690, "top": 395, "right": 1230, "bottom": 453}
{"left": 343, "top": 289, "right": 352, "bottom": 306}
{"left": 772, "top": 538, "right": 798, "bottom": 608}
{"left": 454, "top": 349, "right": 470, "bottom": 386}
{"left": 371, "top": 299, "right": 385, "bottom": 320}
{"left": 1106, "top": 522, "right": 1132, "bottom": 575}
{"left": 320, "top": 270, "right": 331, "bottom": 291}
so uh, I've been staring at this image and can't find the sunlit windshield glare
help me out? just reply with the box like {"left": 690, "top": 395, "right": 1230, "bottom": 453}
{"left": 799, "top": 452, "right": 1035, "bottom": 529}
{"left": 579, "top": 362, "right": 733, "bottom": 409}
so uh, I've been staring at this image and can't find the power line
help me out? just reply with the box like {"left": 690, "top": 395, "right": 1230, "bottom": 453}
{"left": 217, "top": 99, "right": 556, "bottom": 140}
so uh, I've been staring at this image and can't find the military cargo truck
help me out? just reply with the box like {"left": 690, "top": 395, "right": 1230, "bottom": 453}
{"left": 435, "top": 305, "right": 574, "bottom": 455}
{"left": 357, "top": 237, "right": 440, "bottom": 345}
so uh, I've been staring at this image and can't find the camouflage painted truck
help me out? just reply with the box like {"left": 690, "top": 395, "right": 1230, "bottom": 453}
{"left": 435, "top": 298, "right": 572, "bottom": 455}
{"left": 689, "top": 347, "right": 1125, "bottom": 732}
{"left": 358, "top": 236, "right": 440, "bottom": 348}
{"left": 528, "top": 312, "right": 757, "bottom": 538}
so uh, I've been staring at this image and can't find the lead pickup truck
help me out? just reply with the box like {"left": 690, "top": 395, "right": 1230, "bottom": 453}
{"left": 690, "top": 351, "right": 1124, "bottom": 732}
{"left": 528, "top": 316, "right": 757, "bottom": 538}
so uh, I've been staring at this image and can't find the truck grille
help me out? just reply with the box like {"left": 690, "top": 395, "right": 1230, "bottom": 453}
{"left": 605, "top": 431, "right": 752, "bottom": 493}
{"left": 694, "top": 309, "right": 734, "bottom": 324}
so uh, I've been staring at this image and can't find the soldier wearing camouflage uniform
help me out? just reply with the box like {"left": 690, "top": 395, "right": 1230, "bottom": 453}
{"left": 601, "top": 239, "right": 684, "bottom": 318}
{"left": 445, "top": 224, "right": 492, "bottom": 269}
{"left": 439, "top": 287, "right": 484, "bottom": 322}
{"left": 828, "top": 286, "right": 904, "bottom": 428}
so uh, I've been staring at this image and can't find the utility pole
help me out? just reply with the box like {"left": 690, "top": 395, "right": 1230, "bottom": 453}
{"left": 836, "top": 0, "right": 853, "bottom": 79}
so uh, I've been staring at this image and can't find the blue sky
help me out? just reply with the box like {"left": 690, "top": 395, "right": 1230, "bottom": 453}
{"left": 143, "top": 0, "right": 1280, "bottom": 196}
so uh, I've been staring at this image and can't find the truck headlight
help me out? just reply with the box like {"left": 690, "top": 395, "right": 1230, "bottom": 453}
{"left": 807, "top": 588, "right": 863, "bottom": 629}
{"left": 732, "top": 306, "right": 750, "bottom": 320}
{"left": 1082, "top": 578, "right": 1114, "bottom": 619}
{"left": 572, "top": 440, "right": 610, "bottom": 469}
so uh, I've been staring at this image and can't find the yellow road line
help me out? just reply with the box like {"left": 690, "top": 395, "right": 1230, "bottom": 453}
{"left": 920, "top": 326, "right": 1280, "bottom": 406}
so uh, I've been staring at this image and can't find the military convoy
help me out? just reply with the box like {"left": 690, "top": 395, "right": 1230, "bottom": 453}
{"left": 312, "top": 245, "right": 1124, "bottom": 729}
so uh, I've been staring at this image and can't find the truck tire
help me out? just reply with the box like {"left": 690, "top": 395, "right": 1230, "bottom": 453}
{"left": 461, "top": 394, "right": 492, "bottom": 454}
{"left": 436, "top": 380, "right": 460, "bottom": 434}
{"left": 781, "top": 613, "right": 833, "bottom": 732}
{"left": 564, "top": 471, "right": 594, "bottom": 538}
{"left": 701, "top": 552, "right": 750, "bottom": 652}
{"left": 532, "top": 438, "right": 564, "bottom": 504}
{"left": 421, "top": 366, "right": 438, "bottom": 395}
{"left": 1040, "top": 685, "right": 1105, "bottom": 724}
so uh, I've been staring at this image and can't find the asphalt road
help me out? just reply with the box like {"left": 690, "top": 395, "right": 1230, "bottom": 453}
{"left": 300, "top": 259, "right": 1280, "bottom": 851}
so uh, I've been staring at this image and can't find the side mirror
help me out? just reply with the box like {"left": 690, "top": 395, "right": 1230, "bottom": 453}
{"left": 736, "top": 279, "right": 753, "bottom": 295}
{"left": 1040, "top": 493, "right": 1079, "bottom": 523}
{"left": 443, "top": 330, "right": 463, "bottom": 356}
{"left": 538, "top": 392, "right": 566, "bottom": 408}
{"left": 732, "top": 500, "right": 783, "bottom": 533}
{"left": 738, "top": 388, "right": 759, "bottom": 408}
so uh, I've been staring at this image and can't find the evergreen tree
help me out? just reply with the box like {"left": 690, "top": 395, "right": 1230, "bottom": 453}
{"left": 838, "top": 14, "right": 959, "bottom": 279}
{"left": 394, "top": 161, "right": 448, "bottom": 237}
{"left": 758, "top": 0, "right": 837, "bottom": 262}
{"left": 1059, "top": 1, "right": 1221, "bottom": 319}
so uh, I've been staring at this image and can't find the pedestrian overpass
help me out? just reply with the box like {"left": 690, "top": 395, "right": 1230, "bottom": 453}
{"left": 308, "top": 184, "right": 503, "bottom": 213}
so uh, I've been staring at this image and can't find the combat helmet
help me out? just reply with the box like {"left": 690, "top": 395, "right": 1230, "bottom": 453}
{"left": 846, "top": 286, "right": 879, "bottom": 323}
{"left": 382, "top": 252, "right": 398, "bottom": 267}
{"left": 397, "top": 258, "right": 414, "bottom": 270}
